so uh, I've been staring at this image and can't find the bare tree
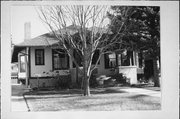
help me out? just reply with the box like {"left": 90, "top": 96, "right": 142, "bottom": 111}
{"left": 37, "top": 5, "right": 128, "bottom": 96}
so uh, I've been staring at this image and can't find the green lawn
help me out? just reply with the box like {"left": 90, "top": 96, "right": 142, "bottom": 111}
{"left": 24, "top": 87, "right": 161, "bottom": 111}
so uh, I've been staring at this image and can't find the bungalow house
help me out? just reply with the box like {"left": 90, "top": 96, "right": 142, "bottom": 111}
{"left": 12, "top": 23, "right": 152, "bottom": 88}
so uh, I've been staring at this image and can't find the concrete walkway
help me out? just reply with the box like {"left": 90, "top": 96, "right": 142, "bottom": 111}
{"left": 11, "top": 84, "right": 30, "bottom": 111}
{"left": 120, "top": 87, "right": 161, "bottom": 97}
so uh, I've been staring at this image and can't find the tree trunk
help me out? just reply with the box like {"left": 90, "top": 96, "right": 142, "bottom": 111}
{"left": 83, "top": 75, "right": 90, "bottom": 96}
{"left": 76, "top": 66, "right": 79, "bottom": 84}
{"left": 82, "top": 49, "right": 91, "bottom": 96}
{"left": 153, "top": 58, "right": 160, "bottom": 87}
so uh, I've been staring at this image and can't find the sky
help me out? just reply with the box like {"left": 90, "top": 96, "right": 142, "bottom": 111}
{"left": 11, "top": 6, "right": 49, "bottom": 44}
{"left": 11, "top": 6, "right": 110, "bottom": 45}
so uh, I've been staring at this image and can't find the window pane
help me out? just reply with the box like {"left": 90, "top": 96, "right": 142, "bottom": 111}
{"left": 54, "top": 55, "right": 60, "bottom": 69}
{"left": 121, "top": 51, "right": 129, "bottom": 66}
{"left": 35, "top": 49, "right": 44, "bottom": 65}
{"left": 120, "top": 51, "right": 135, "bottom": 66}
{"left": 109, "top": 53, "right": 116, "bottom": 68}
{"left": 20, "top": 55, "right": 26, "bottom": 72}
{"left": 104, "top": 53, "right": 116, "bottom": 69}
{"left": 53, "top": 49, "right": 69, "bottom": 70}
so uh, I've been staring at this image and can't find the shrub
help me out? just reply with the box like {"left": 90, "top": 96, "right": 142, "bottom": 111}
{"left": 109, "top": 73, "right": 128, "bottom": 84}
{"left": 90, "top": 74, "right": 98, "bottom": 87}
{"left": 55, "top": 75, "right": 71, "bottom": 89}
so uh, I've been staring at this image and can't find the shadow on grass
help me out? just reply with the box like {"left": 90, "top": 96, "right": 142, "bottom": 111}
{"left": 23, "top": 87, "right": 129, "bottom": 101}
{"left": 23, "top": 88, "right": 161, "bottom": 111}
{"left": 24, "top": 87, "right": 127, "bottom": 96}
{"left": 128, "top": 94, "right": 149, "bottom": 99}
{"left": 27, "top": 94, "right": 160, "bottom": 111}
{"left": 24, "top": 89, "right": 82, "bottom": 95}
{"left": 24, "top": 95, "right": 79, "bottom": 100}
{"left": 91, "top": 88, "right": 127, "bottom": 94}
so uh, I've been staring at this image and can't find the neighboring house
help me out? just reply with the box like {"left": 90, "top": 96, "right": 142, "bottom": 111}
{"left": 11, "top": 24, "right": 149, "bottom": 88}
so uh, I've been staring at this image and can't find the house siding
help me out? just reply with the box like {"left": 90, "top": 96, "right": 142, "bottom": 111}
{"left": 96, "top": 55, "right": 114, "bottom": 76}
{"left": 30, "top": 47, "right": 71, "bottom": 77}
{"left": 18, "top": 46, "right": 142, "bottom": 88}
{"left": 30, "top": 47, "right": 53, "bottom": 77}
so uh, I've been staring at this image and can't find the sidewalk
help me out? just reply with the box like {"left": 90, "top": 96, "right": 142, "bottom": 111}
{"left": 11, "top": 84, "right": 30, "bottom": 111}
{"left": 120, "top": 87, "right": 161, "bottom": 97}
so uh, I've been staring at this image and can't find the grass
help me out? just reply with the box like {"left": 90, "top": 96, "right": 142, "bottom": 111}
{"left": 24, "top": 87, "right": 161, "bottom": 111}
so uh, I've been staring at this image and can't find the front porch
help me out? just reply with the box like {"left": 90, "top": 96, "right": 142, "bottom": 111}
{"left": 25, "top": 65, "right": 142, "bottom": 89}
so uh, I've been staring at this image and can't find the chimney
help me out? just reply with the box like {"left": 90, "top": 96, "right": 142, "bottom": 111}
{"left": 24, "top": 22, "right": 31, "bottom": 40}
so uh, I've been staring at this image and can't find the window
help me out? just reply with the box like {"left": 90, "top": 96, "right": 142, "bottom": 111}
{"left": 35, "top": 49, "right": 44, "bottom": 65}
{"left": 20, "top": 55, "right": 26, "bottom": 72}
{"left": 104, "top": 53, "right": 117, "bottom": 69}
{"left": 72, "top": 50, "right": 100, "bottom": 68}
{"left": 120, "top": 50, "right": 134, "bottom": 66}
{"left": 92, "top": 50, "right": 100, "bottom": 65}
{"left": 73, "top": 50, "right": 83, "bottom": 68}
{"left": 120, "top": 50, "right": 129, "bottom": 66}
{"left": 52, "top": 49, "right": 69, "bottom": 70}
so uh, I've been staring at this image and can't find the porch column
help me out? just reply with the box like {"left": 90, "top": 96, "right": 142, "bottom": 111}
{"left": 133, "top": 51, "right": 136, "bottom": 66}
{"left": 25, "top": 47, "right": 29, "bottom": 88}
{"left": 129, "top": 55, "right": 132, "bottom": 66}
{"left": 136, "top": 52, "right": 139, "bottom": 67}
{"left": 117, "top": 54, "right": 121, "bottom": 66}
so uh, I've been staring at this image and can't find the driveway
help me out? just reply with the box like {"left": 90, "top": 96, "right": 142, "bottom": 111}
{"left": 11, "top": 84, "right": 30, "bottom": 111}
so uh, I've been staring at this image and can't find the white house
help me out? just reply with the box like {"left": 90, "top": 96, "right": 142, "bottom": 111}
{"left": 12, "top": 23, "right": 145, "bottom": 88}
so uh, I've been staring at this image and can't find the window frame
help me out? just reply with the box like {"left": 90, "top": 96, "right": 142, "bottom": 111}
{"left": 52, "top": 49, "right": 69, "bottom": 70}
{"left": 35, "top": 49, "right": 45, "bottom": 65}
{"left": 104, "top": 53, "right": 117, "bottom": 69}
